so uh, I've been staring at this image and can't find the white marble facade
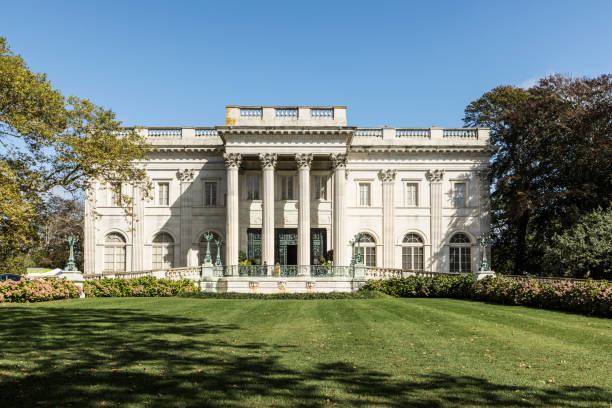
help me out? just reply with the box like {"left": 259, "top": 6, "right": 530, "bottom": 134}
{"left": 84, "top": 106, "right": 493, "bottom": 274}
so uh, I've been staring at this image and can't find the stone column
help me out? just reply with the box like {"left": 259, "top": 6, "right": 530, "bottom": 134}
{"left": 132, "top": 183, "right": 145, "bottom": 272}
{"left": 259, "top": 153, "right": 277, "bottom": 272}
{"left": 331, "top": 153, "right": 347, "bottom": 266}
{"left": 223, "top": 153, "right": 242, "bottom": 271}
{"left": 426, "top": 169, "right": 445, "bottom": 272}
{"left": 380, "top": 169, "right": 397, "bottom": 268}
{"left": 83, "top": 181, "right": 97, "bottom": 274}
{"left": 296, "top": 153, "right": 313, "bottom": 267}
{"left": 477, "top": 169, "right": 492, "bottom": 262}
{"left": 178, "top": 169, "right": 195, "bottom": 267}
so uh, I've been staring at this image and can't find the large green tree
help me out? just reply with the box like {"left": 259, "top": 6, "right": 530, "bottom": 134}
{"left": 464, "top": 74, "right": 612, "bottom": 275}
{"left": 0, "top": 37, "right": 152, "bottom": 270}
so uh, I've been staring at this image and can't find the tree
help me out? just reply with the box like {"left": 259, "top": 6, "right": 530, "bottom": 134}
{"left": 0, "top": 37, "right": 153, "bottom": 269}
{"left": 542, "top": 208, "right": 612, "bottom": 279}
{"left": 464, "top": 74, "right": 612, "bottom": 275}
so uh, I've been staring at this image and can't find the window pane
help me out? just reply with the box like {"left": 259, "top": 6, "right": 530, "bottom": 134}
{"left": 158, "top": 182, "right": 169, "bottom": 206}
{"left": 454, "top": 183, "right": 466, "bottom": 207}
{"left": 450, "top": 247, "right": 460, "bottom": 272}
{"left": 460, "top": 247, "right": 471, "bottom": 272}
{"left": 406, "top": 183, "right": 418, "bottom": 206}
{"left": 254, "top": 175, "right": 259, "bottom": 199}
{"left": 359, "top": 183, "right": 371, "bottom": 206}
{"left": 205, "top": 182, "right": 217, "bottom": 206}
{"left": 287, "top": 176, "right": 293, "bottom": 200}
{"left": 415, "top": 247, "right": 424, "bottom": 270}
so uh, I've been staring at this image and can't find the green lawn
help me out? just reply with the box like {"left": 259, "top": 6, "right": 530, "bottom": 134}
{"left": 1, "top": 298, "right": 611, "bottom": 407}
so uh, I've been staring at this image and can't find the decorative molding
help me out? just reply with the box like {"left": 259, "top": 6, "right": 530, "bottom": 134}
{"left": 177, "top": 169, "right": 195, "bottom": 182}
{"left": 426, "top": 169, "right": 445, "bottom": 183}
{"left": 330, "top": 153, "right": 347, "bottom": 170}
{"left": 379, "top": 169, "right": 397, "bottom": 183}
{"left": 295, "top": 153, "right": 313, "bottom": 170}
{"left": 222, "top": 153, "right": 243, "bottom": 169}
{"left": 258, "top": 153, "right": 278, "bottom": 169}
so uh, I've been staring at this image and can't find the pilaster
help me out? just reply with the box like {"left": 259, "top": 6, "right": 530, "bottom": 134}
{"left": 426, "top": 169, "right": 445, "bottom": 272}
{"left": 84, "top": 181, "right": 97, "bottom": 274}
{"left": 178, "top": 169, "right": 195, "bottom": 267}
{"left": 259, "top": 153, "right": 277, "bottom": 271}
{"left": 223, "top": 153, "right": 242, "bottom": 272}
{"left": 330, "top": 153, "right": 347, "bottom": 266}
{"left": 132, "top": 183, "right": 145, "bottom": 271}
{"left": 380, "top": 169, "right": 396, "bottom": 268}
{"left": 296, "top": 153, "right": 313, "bottom": 267}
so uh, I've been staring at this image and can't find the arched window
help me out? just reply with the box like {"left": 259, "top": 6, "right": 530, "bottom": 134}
{"left": 104, "top": 233, "right": 126, "bottom": 272}
{"left": 200, "top": 232, "right": 223, "bottom": 265}
{"left": 152, "top": 232, "right": 174, "bottom": 270}
{"left": 449, "top": 233, "right": 471, "bottom": 273}
{"left": 354, "top": 233, "right": 377, "bottom": 267}
{"left": 402, "top": 233, "right": 424, "bottom": 271}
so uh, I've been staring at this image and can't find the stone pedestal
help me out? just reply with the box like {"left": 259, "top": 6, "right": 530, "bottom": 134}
{"left": 201, "top": 261, "right": 215, "bottom": 278}
{"left": 473, "top": 270, "right": 495, "bottom": 280}
{"left": 60, "top": 271, "right": 85, "bottom": 298}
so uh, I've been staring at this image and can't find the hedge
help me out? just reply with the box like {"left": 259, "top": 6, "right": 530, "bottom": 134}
{"left": 180, "top": 290, "right": 390, "bottom": 300}
{"left": 362, "top": 275, "right": 612, "bottom": 317}
{"left": 0, "top": 277, "right": 81, "bottom": 303}
{"left": 83, "top": 276, "right": 197, "bottom": 297}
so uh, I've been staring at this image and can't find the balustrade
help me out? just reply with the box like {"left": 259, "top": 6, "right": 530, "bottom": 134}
{"left": 396, "top": 128, "right": 430, "bottom": 138}
{"left": 442, "top": 128, "right": 477, "bottom": 138}
{"left": 240, "top": 108, "right": 262, "bottom": 118}
{"left": 275, "top": 108, "right": 298, "bottom": 118}
{"left": 148, "top": 128, "right": 182, "bottom": 138}
{"left": 195, "top": 128, "right": 217, "bottom": 137}
{"left": 310, "top": 108, "right": 334, "bottom": 119}
{"left": 355, "top": 128, "right": 383, "bottom": 137}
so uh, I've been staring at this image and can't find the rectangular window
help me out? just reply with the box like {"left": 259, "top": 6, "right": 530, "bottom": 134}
{"left": 110, "top": 183, "right": 121, "bottom": 206}
{"left": 204, "top": 181, "right": 217, "bottom": 206}
{"left": 359, "top": 183, "right": 371, "bottom": 206}
{"left": 406, "top": 183, "right": 418, "bottom": 206}
{"left": 450, "top": 247, "right": 471, "bottom": 273}
{"left": 247, "top": 175, "right": 260, "bottom": 200}
{"left": 158, "top": 182, "right": 169, "bottom": 206}
{"left": 281, "top": 175, "right": 294, "bottom": 200}
{"left": 453, "top": 182, "right": 466, "bottom": 207}
{"left": 314, "top": 176, "right": 327, "bottom": 200}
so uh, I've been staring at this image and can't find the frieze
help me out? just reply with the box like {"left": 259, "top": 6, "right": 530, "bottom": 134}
{"left": 223, "top": 153, "right": 243, "bottom": 169}
{"left": 426, "top": 169, "right": 445, "bottom": 183}
{"left": 295, "top": 153, "right": 313, "bottom": 170}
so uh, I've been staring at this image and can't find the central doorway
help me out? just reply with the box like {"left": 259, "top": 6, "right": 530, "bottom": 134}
{"left": 246, "top": 227, "right": 327, "bottom": 265}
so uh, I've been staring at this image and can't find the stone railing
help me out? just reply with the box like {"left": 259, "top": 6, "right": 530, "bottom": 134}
{"left": 165, "top": 266, "right": 202, "bottom": 280}
{"left": 148, "top": 128, "right": 182, "bottom": 138}
{"left": 195, "top": 128, "right": 217, "bottom": 137}
{"left": 83, "top": 270, "right": 157, "bottom": 280}
{"left": 364, "top": 267, "right": 403, "bottom": 279}
{"left": 442, "top": 128, "right": 478, "bottom": 138}
{"left": 222, "top": 265, "right": 352, "bottom": 278}
{"left": 355, "top": 128, "right": 383, "bottom": 137}
{"left": 396, "top": 128, "right": 430, "bottom": 138}
{"left": 240, "top": 108, "right": 262, "bottom": 118}
{"left": 275, "top": 108, "right": 298, "bottom": 118}
{"left": 310, "top": 108, "right": 334, "bottom": 119}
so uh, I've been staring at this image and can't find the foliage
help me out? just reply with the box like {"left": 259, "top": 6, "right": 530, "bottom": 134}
{"left": 464, "top": 74, "right": 612, "bottom": 275}
{"left": 0, "top": 277, "right": 81, "bottom": 302}
{"left": 0, "top": 36, "right": 153, "bottom": 268}
{"left": 362, "top": 275, "right": 612, "bottom": 317}
{"left": 0, "top": 253, "right": 37, "bottom": 275}
{"left": 180, "top": 289, "right": 389, "bottom": 300}
{"left": 542, "top": 208, "right": 612, "bottom": 279}
{"left": 83, "top": 277, "right": 197, "bottom": 297}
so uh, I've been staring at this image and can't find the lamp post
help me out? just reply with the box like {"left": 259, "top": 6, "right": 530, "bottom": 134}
{"left": 214, "top": 239, "right": 223, "bottom": 267}
{"left": 64, "top": 236, "right": 79, "bottom": 272}
{"left": 479, "top": 234, "right": 491, "bottom": 272}
{"left": 203, "top": 231, "right": 213, "bottom": 265}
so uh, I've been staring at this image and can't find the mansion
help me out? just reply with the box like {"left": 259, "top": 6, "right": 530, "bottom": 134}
{"left": 84, "top": 105, "right": 493, "bottom": 276}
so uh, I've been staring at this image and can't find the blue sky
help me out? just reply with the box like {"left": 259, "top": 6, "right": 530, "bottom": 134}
{"left": 3, "top": 0, "right": 611, "bottom": 127}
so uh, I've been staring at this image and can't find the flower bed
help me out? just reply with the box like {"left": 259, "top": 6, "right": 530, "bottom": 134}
{"left": 362, "top": 275, "right": 612, "bottom": 317}
{"left": 83, "top": 276, "right": 197, "bottom": 297}
{"left": 0, "top": 277, "right": 81, "bottom": 303}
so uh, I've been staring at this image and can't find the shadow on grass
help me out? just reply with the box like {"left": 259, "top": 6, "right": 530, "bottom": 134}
{"left": 0, "top": 306, "right": 609, "bottom": 407}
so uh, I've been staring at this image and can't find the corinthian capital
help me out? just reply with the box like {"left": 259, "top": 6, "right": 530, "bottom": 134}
{"left": 330, "top": 153, "right": 347, "bottom": 170}
{"left": 177, "top": 169, "right": 195, "bottom": 182}
{"left": 426, "top": 169, "right": 445, "bottom": 183}
{"left": 379, "top": 169, "right": 397, "bottom": 183}
{"left": 223, "top": 153, "right": 243, "bottom": 169}
{"left": 258, "top": 153, "right": 278, "bottom": 169}
{"left": 295, "top": 153, "right": 313, "bottom": 170}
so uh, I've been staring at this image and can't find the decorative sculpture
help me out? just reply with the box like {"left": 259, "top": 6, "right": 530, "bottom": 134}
{"left": 354, "top": 233, "right": 363, "bottom": 264}
{"left": 203, "top": 231, "right": 213, "bottom": 265}
{"left": 64, "top": 236, "right": 79, "bottom": 272}
{"left": 479, "top": 234, "right": 491, "bottom": 272}
{"left": 214, "top": 239, "right": 223, "bottom": 267}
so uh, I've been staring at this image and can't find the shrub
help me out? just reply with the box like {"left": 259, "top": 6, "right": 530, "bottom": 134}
{"left": 362, "top": 275, "right": 612, "bottom": 317}
{"left": 0, "top": 277, "right": 81, "bottom": 303}
{"left": 83, "top": 277, "right": 197, "bottom": 297}
{"left": 180, "top": 290, "right": 390, "bottom": 300}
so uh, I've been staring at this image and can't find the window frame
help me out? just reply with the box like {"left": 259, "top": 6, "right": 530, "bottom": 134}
{"left": 353, "top": 233, "right": 377, "bottom": 267}
{"left": 449, "top": 233, "right": 472, "bottom": 273}
{"left": 152, "top": 232, "right": 175, "bottom": 270}
{"left": 401, "top": 233, "right": 424, "bottom": 271}
{"left": 247, "top": 174, "right": 261, "bottom": 200}
{"left": 280, "top": 174, "right": 295, "bottom": 201}
{"left": 203, "top": 180, "right": 218, "bottom": 207}
{"left": 109, "top": 182, "right": 122, "bottom": 207}
{"left": 358, "top": 182, "right": 372, "bottom": 207}
{"left": 104, "top": 233, "right": 126, "bottom": 272}
{"left": 404, "top": 181, "right": 420, "bottom": 207}
{"left": 452, "top": 181, "right": 468, "bottom": 208}
{"left": 156, "top": 181, "right": 170, "bottom": 206}
{"left": 313, "top": 175, "right": 328, "bottom": 201}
